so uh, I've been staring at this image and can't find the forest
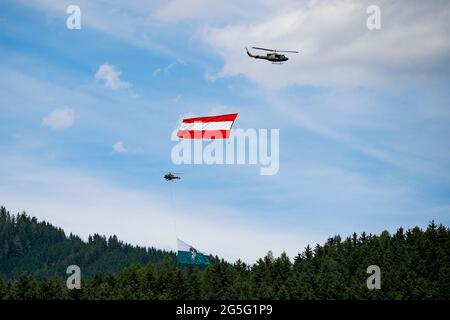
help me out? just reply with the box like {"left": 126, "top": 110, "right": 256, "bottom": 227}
{"left": 1, "top": 206, "right": 449, "bottom": 299}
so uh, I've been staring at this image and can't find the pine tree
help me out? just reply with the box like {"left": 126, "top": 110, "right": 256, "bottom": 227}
{"left": 1, "top": 206, "right": 449, "bottom": 300}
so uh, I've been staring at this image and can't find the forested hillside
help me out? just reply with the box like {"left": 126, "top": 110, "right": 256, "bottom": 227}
{"left": 0, "top": 206, "right": 174, "bottom": 279}
{"left": 1, "top": 206, "right": 449, "bottom": 299}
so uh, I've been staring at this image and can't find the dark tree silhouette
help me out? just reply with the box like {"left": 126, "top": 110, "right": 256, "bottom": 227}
{"left": 0, "top": 206, "right": 449, "bottom": 300}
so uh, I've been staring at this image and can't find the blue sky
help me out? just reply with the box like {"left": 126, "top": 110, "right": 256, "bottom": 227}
{"left": 1, "top": 0, "right": 450, "bottom": 262}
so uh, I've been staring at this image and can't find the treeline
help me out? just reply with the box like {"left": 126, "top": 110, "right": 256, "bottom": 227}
{"left": 0, "top": 206, "right": 174, "bottom": 279}
{"left": 1, "top": 206, "right": 449, "bottom": 299}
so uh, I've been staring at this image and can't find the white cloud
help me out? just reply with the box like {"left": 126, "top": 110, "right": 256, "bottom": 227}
{"left": 112, "top": 141, "right": 127, "bottom": 153}
{"left": 202, "top": 0, "right": 450, "bottom": 87}
{"left": 0, "top": 156, "right": 320, "bottom": 263}
{"left": 42, "top": 107, "right": 75, "bottom": 130}
{"left": 18, "top": 0, "right": 450, "bottom": 88}
{"left": 95, "top": 64, "right": 131, "bottom": 90}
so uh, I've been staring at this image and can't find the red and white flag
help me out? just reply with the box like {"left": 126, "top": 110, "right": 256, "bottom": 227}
{"left": 177, "top": 113, "right": 238, "bottom": 139}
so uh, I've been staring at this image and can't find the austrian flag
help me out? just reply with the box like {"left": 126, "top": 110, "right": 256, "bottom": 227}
{"left": 177, "top": 113, "right": 238, "bottom": 139}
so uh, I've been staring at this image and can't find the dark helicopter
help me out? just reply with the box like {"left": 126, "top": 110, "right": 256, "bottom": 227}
{"left": 164, "top": 172, "right": 181, "bottom": 181}
{"left": 246, "top": 47, "right": 299, "bottom": 63}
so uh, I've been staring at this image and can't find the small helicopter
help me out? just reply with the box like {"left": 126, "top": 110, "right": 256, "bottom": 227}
{"left": 246, "top": 47, "right": 299, "bottom": 63}
{"left": 164, "top": 172, "right": 182, "bottom": 181}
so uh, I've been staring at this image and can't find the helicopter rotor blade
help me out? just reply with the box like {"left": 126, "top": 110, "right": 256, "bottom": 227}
{"left": 252, "top": 47, "right": 299, "bottom": 53}
{"left": 276, "top": 50, "right": 299, "bottom": 53}
{"left": 252, "top": 46, "right": 276, "bottom": 52}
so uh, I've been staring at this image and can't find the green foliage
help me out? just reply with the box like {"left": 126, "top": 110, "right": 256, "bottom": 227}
{"left": 1, "top": 206, "right": 449, "bottom": 300}
{"left": 0, "top": 206, "right": 174, "bottom": 279}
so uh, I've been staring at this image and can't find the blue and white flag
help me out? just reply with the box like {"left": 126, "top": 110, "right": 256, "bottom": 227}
{"left": 177, "top": 238, "right": 210, "bottom": 265}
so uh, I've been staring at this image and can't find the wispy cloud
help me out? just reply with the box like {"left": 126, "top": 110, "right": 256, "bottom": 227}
{"left": 202, "top": 0, "right": 450, "bottom": 88}
{"left": 153, "top": 59, "right": 187, "bottom": 77}
{"left": 152, "top": 68, "right": 162, "bottom": 77}
{"left": 95, "top": 64, "right": 131, "bottom": 90}
{"left": 18, "top": 0, "right": 450, "bottom": 89}
{"left": 172, "top": 95, "right": 182, "bottom": 103}
{"left": 3, "top": 0, "right": 450, "bottom": 261}
{"left": 0, "top": 156, "right": 320, "bottom": 262}
{"left": 112, "top": 141, "right": 127, "bottom": 153}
